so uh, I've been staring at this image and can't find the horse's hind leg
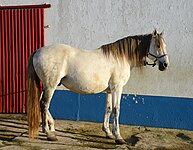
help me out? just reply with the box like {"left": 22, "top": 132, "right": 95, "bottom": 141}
{"left": 40, "top": 87, "right": 57, "bottom": 141}
{"left": 47, "top": 111, "right": 55, "bottom": 131}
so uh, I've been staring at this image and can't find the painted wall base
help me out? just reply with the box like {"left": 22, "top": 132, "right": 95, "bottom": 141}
{"left": 50, "top": 90, "right": 193, "bottom": 130}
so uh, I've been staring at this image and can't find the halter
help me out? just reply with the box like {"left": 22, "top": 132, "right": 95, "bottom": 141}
{"left": 145, "top": 52, "right": 167, "bottom": 67}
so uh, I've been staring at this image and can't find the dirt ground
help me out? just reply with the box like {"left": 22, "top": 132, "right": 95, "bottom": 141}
{"left": 0, "top": 115, "right": 193, "bottom": 150}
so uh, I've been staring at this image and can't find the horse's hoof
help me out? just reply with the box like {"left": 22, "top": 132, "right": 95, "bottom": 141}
{"left": 115, "top": 139, "right": 127, "bottom": 144}
{"left": 47, "top": 133, "right": 58, "bottom": 141}
{"left": 106, "top": 134, "right": 115, "bottom": 139}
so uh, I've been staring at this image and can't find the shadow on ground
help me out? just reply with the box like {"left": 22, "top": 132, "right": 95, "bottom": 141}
{"left": 0, "top": 114, "right": 193, "bottom": 150}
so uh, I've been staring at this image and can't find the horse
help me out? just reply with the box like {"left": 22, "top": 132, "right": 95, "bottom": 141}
{"left": 27, "top": 29, "right": 169, "bottom": 144}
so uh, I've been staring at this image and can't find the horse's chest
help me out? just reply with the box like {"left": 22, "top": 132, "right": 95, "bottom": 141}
{"left": 110, "top": 66, "right": 131, "bottom": 86}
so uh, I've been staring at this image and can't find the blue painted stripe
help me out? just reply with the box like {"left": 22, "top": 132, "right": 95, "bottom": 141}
{"left": 50, "top": 90, "right": 193, "bottom": 130}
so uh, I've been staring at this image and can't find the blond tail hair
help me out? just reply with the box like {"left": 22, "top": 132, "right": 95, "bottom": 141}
{"left": 27, "top": 52, "right": 41, "bottom": 138}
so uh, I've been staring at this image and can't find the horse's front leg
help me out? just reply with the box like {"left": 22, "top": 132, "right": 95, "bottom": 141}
{"left": 40, "top": 88, "right": 57, "bottom": 141}
{"left": 102, "top": 92, "right": 114, "bottom": 139}
{"left": 111, "top": 86, "right": 126, "bottom": 144}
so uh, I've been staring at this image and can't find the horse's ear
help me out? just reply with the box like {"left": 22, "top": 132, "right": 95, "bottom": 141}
{"left": 160, "top": 30, "right": 164, "bottom": 36}
{"left": 152, "top": 29, "right": 157, "bottom": 37}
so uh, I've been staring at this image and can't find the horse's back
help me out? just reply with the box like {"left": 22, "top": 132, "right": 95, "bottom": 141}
{"left": 34, "top": 44, "right": 76, "bottom": 61}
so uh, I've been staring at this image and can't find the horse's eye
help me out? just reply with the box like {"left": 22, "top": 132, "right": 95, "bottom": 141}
{"left": 157, "top": 45, "right": 160, "bottom": 48}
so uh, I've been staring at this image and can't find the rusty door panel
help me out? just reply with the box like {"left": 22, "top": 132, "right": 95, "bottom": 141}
{"left": 0, "top": 4, "right": 50, "bottom": 113}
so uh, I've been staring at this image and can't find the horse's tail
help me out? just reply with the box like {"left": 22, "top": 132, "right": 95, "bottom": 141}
{"left": 27, "top": 51, "right": 41, "bottom": 139}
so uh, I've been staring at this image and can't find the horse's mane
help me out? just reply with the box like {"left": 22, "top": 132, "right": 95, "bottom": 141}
{"left": 101, "top": 34, "right": 152, "bottom": 66}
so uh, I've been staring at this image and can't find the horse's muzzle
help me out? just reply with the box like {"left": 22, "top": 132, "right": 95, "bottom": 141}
{"left": 159, "top": 61, "right": 168, "bottom": 71}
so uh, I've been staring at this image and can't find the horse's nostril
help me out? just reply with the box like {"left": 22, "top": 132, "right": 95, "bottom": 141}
{"left": 163, "top": 62, "right": 168, "bottom": 68}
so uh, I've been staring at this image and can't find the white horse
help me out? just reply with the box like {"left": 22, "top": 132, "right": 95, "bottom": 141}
{"left": 27, "top": 30, "right": 169, "bottom": 144}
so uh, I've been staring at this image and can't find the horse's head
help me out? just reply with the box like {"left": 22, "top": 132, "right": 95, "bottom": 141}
{"left": 147, "top": 30, "right": 169, "bottom": 71}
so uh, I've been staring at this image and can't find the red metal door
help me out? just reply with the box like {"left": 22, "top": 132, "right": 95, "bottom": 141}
{"left": 0, "top": 4, "right": 50, "bottom": 113}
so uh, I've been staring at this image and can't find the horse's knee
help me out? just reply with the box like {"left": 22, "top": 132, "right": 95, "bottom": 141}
{"left": 106, "top": 106, "right": 112, "bottom": 113}
{"left": 112, "top": 107, "right": 120, "bottom": 117}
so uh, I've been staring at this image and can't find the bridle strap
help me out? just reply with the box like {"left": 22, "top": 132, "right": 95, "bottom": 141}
{"left": 147, "top": 53, "right": 167, "bottom": 59}
{"left": 144, "top": 60, "right": 156, "bottom": 67}
{"left": 145, "top": 53, "right": 167, "bottom": 67}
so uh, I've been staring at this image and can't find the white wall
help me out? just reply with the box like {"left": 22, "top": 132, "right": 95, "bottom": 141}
{"left": 2, "top": 0, "right": 193, "bottom": 97}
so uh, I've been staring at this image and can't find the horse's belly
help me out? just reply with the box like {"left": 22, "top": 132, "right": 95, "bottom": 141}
{"left": 61, "top": 75, "right": 109, "bottom": 94}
